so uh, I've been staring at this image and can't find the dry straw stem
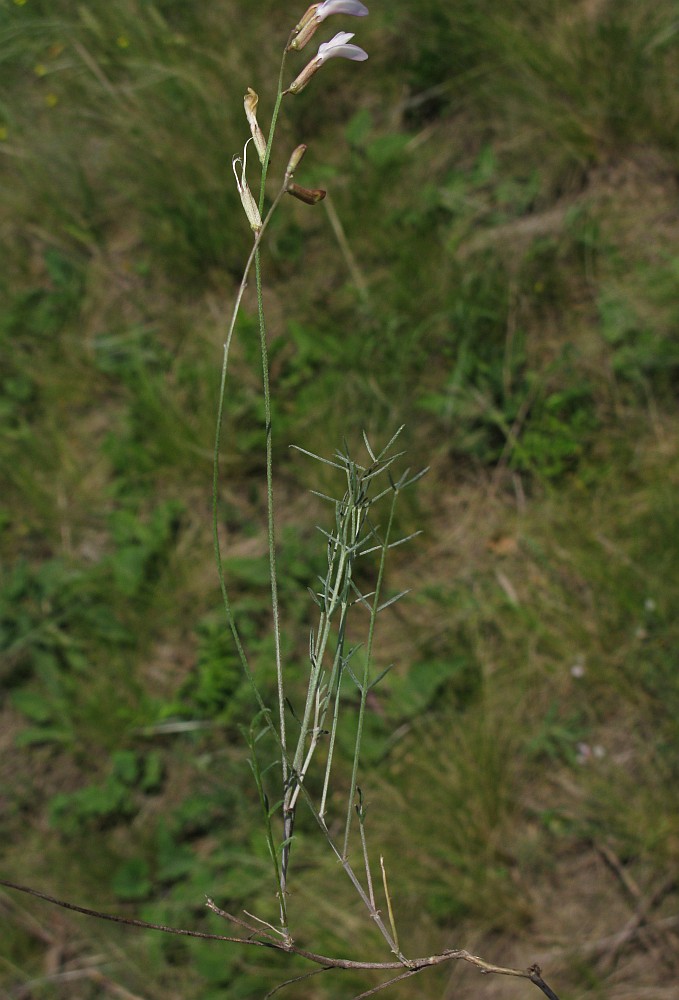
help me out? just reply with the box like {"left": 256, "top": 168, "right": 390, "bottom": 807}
{"left": 0, "top": 879, "right": 561, "bottom": 999}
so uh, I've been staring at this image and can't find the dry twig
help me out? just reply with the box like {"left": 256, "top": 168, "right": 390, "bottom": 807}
{"left": 0, "top": 878, "right": 561, "bottom": 999}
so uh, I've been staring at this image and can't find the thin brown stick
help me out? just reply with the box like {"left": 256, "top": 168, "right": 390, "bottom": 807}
{"left": 0, "top": 880, "right": 273, "bottom": 949}
{"left": 0, "top": 879, "right": 561, "bottom": 998}
{"left": 527, "top": 965, "right": 562, "bottom": 1000}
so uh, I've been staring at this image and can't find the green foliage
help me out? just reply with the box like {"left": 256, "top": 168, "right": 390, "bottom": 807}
{"left": 111, "top": 857, "right": 153, "bottom": 901}
{"left": 49, "top": 750, "right": 164, "bottom": 833}
{"left": 173, "top": 611, "right": 253, "bottom": 723}
{"left": 0, "top": 247, "right": 89, "bottom": 517}
{"left": 524, "top": 702, "right": 588, "bottom": 765}
{"left": 421, "top": 323, "right": 597, "bottom": 478}
{"left": 599, "top": 253, "right": 679, "bottom": 393}
{"left": 1, "top": 558, "right": 131, "bottom": 743}
{"left": 1, "top": 499, "right": 183, "bottom": 748}
{"left": 106, "top": 500, "right": 184, "bottom": 598}
{"left": 386, "top": 658, "right": 461, "bottom": 720}
{"left": 398, "top": 0, "right": 679, "bottom": 166}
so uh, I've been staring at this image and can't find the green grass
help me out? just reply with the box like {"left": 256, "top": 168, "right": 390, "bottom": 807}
{"left": 2, "top": 0, "right": 679, "bottom": 996}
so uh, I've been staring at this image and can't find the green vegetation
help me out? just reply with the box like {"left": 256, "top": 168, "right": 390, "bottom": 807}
{"left": 1, "top": 0, "right": 679, "bottom": 997}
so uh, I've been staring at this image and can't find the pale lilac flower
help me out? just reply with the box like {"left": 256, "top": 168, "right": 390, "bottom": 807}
{"left": 285, "top": 31, "right": 368, "bottom": 95}
{"left": 288, "top": 1, "right": 369, "bottom": 52}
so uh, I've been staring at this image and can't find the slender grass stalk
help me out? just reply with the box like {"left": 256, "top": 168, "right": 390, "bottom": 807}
{"left": 356, "top": 790, "right": 376, "bottom": 910}
{"left": 380, "top": 855, "right": 400, "bottom": 957}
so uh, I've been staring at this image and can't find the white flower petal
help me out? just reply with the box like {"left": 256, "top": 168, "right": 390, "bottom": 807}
{"left": 318, "top": 30, "right": 356, "bottom": 54}
{"left": 317, "top": 31, "right": 368, "bottom": 63}
{"left": 317, "top": 0, "right": 369, "bottom": 19}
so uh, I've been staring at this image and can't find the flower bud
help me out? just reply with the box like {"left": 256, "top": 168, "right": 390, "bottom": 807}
{"left": 285, "top": 144, "right": 308, "bottom": 180}
{"left": 288, "top": 4, "right": 322, "bottom": 51}
{"left": 287, "top": 1, "right": 369, "bottom": 52}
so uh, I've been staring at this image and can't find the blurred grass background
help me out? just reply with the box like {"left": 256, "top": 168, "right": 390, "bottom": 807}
{"left": 1, "top": 0, "right": 679, "bottom": 997}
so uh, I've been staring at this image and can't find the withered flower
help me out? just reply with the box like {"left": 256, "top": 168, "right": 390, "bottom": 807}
{"left": 244, "top": 88, "right": 267, "bottom": 165}
{"left": 232, "top": 140, "right": 262, "bottom": 233}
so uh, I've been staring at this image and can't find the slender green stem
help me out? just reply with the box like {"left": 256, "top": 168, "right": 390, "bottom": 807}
{"left": 213, "top": 60, "right": 290, "bottom": 913}
{"left": 292, "top": 541, "right": 348, "bottom": 774}
{"left": 253, "top": 50, "right": 291, "bottom": 904}
{"left": 254, "top": 246, "right": 287, "bottom": 776}
{"left": 343, "top": 490, "right": 399, "bottom": 859}
{"left": 211, "top": 186, "right": 286, "bottom": 718}
{"left": 247, "top": 721, "right": 288, "bottom": 935}
{"left": 212, "top": 353, "right": 264, "bottom": 717}
{"left": 318, "top": 610, "right": 349, "bottom": 818}
{"left": 259, "top": 52, "right": 288, "bottom": 212}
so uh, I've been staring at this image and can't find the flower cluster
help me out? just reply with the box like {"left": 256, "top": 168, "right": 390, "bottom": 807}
{"left": 233, "top": 1, "right": 369, "bottom": 230}
{"left": 285, "top": 1, "right": 369, "bottom": 95}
